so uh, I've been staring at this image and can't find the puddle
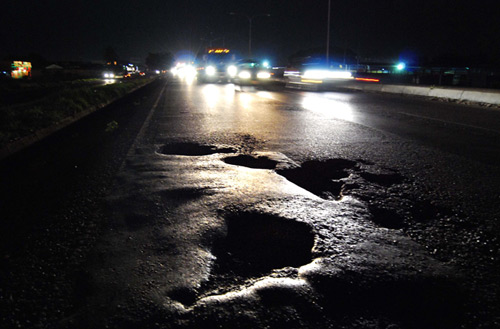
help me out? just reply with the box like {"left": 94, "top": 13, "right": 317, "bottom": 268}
{"left": 158, "top": 142, "right": 236, "bottom": 156}
{"left": 277, "top": 159, "right": 357, "bottom": 200}
{"left": 223, "top": 154, "right": 278, "bottom": 169}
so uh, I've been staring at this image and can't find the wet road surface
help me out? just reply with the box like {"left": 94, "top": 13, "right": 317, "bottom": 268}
{"left": 1, "top": 77, "right": 499, "bottom": 328}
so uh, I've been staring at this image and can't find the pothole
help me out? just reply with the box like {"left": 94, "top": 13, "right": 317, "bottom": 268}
{"left": 277, "top": 159, "right": 357, "bottom": 200}
{"left": 216, "top": 212, "right": 315, "bottom": 274}
{"left": 167, "top": 286, "right": 198, "bottom": 306}
{"left": 158, "top": 142, "right": 236, "bottom": 156}
{"left": 223, "top": 154, "right": 278, "bottom": 169}
{"left": 169, "top": 212, "right": 315, "bottom": 306}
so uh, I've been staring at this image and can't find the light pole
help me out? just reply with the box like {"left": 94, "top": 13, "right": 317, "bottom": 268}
{"left": 326, "top": 0, "right": 331, "bottom": 67}
{"left": 230, "top": 12, "right": 270, "bottom": 57}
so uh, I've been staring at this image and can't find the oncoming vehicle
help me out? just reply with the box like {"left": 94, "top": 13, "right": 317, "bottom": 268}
{"left": 197, "top": 48, "right": 237, "bottom": 83}
{"left": 232, "top": 59, "right": 272, "bottom": 88}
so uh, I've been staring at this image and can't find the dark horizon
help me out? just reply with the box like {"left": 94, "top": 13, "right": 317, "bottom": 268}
{"left": 2, "top": 0, "right": 499, "bottom": 66}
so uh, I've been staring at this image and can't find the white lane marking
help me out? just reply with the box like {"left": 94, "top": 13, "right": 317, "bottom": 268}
{"left": 123, "top": 80, "right": 167, "bottom": 161}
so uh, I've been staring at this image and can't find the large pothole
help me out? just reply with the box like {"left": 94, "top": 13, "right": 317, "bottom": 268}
{"left": 158, "top": 142, "right": 236, "bottom": 156}
{"left": 215, "top": 212, "right": 315, "bottom": 274}
{"left": 223, "top": 154, "right": 278, "bottom": 169}
{"left": 169, "top": 212, "right": 316, "bottom": 305}
{"left": 277, "top": 159, "right": 357, "bottom": 200}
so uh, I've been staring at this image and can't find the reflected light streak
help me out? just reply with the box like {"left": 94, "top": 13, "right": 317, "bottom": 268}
{"left": 224, "top": 84, "right": 236, "bottom": 101}
{"left": 184, "top": 76, "right": 196, "bottom": 85}
{"left": 202, "top": 85, "right": 220, "bottom": 108}
{"left": 238, "top": 93, "right": 253, "bottom": 109}
{"left": 301, "top": 93, "right": 354, "bottom": 121}
{"left": 256, "top": 91, "right": 274, "bottom": 100}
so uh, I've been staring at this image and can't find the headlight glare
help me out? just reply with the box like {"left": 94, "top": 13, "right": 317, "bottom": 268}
{"left": 326, "top": 71, "right": 353, "bottom": 79}
{"left": 303, "top": 70, "right": 327, "bottom": 80}
{"left": 238, "top": 71, "right": 251, "bottom": 79}
{"left": 206, "top": 66, "right": 216, "bottom": 76}
{"left": 227, "top": 65, "right": 237, "bottom": 77}
{"left": 257, "top": 71, "right": 271, "bottom": 79}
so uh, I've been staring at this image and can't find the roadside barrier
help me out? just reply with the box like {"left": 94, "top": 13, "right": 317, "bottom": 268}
{"left": 339, "top": 82, "right": 500, "bottom": 106}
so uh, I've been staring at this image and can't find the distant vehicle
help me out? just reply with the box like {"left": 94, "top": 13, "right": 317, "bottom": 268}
{"left": 197, "top": 48, "right": 237, "bottom": 83}
{"left": 284, "top": 63, "right": 352, "bottom": 86}
{"left": 171, "top": 62, "right": 197, "bottom": 79}
{"left": 103, "top": 63, "right": 139, "bottom": 79}
{"left": 232, "top": 59, "right": 272, "bottom": 88}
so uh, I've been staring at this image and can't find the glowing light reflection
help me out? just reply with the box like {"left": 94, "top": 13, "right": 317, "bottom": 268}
{"left": 301, "top": 93, "right": 354, "bottom": 121}
{"left": 256, "top": 91, "right": 274, "bottom": 100}
{"left": 224, "top": 84, "right": 235, "bottom": 101}
{"left": 239, "top": 93, "right": 253, "bottom": 109}
{"left": 202, "top": 85, "right": 220, "bottom": 108}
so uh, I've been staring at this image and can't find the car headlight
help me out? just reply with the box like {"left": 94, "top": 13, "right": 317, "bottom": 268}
{"left": 257, "top": 71, "right": 271, "bottom": 79}
{"left": 326, "top": 71, "right": 352, "bottom": 79}
{"left": 227, "top": 65, "right": 237, "bottom": 78}
{"left": 103, "top": 72, "right": 114, "bottom": 78}
{"left": 238, "top": 70, "right": 251, "bottom": 79}
{"left": 302, "top": 70, "right": 327, "bottom": 80}
{"left": 185, "top": 65, "right": 197, "bottom": 77}
{"left": 206, "top": 66, "right": 216, "bottom": 76}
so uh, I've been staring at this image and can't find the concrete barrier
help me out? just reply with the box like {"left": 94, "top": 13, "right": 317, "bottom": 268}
{"left": 428, "top": 88, "right": 464, "bottom": 100}
{"left": 381, "top": 84, "right": 406, "bottom": 94}
{"left": 362, "top": 83, "right": 383, "bottom": 92}
{"left": 460, "top": 90, "right": 500, "bottom": 105}
{"left": 335, "top": 81, "right": 500, "bottom": 107}
{"left": 402, "top": 86, "right": 431, "bottom": 97}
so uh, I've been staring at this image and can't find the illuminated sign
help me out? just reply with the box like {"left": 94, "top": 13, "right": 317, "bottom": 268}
{"left": 207, "top": 48, "right": 230, "bottom": 54}
{"left": 11, "top": 61, "right": 32, "bottom": 79}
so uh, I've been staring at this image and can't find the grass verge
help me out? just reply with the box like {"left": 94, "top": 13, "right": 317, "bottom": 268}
{"left": 0, "top": 78, "right": 154, "bottom": 148}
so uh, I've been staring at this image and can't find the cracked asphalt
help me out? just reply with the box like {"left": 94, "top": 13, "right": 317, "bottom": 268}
{"left": 1, "top": 77, "right": 499, "bottom": 328}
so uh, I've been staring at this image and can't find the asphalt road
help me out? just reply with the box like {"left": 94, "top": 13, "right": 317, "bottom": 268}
{"left": 1, "top": 76, "right": 499, "bottom": 328}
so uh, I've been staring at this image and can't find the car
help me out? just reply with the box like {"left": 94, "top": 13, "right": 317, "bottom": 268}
{"left": 232, "top": 59, "right": 272, "bottom": 88}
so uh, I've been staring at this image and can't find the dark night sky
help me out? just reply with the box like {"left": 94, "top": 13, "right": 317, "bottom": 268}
{"left": 2, "top": 0, "right": 499, "bottom": 65}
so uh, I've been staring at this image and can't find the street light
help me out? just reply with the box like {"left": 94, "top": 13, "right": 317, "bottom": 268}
{"left": 229, "top": 12, "right": 271, "bottom": 57}
{"left": 326, "top": 0, "right": 331, "bottom": 67}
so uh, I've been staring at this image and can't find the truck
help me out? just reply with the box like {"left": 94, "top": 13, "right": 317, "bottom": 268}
{"left": 196, "top": 48, "right": 237, "bottom": 83}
